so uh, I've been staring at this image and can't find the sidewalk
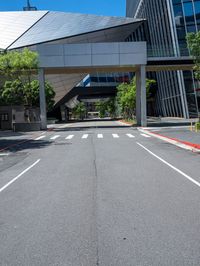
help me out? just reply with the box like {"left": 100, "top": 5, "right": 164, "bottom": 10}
{"left": 140, "top": 125, "right": 200, "bottom": 152}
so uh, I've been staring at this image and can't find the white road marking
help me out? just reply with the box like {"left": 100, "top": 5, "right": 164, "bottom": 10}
{"left": 137, "top": 142, "right": 200, "bottom": 188}
{"left": 126, "top": 134, "right": 135, "bottom": 138}
{"left": 35, "top": 135, "right": 46, "bottom": 140}
{"left": 50, "top": 135, "right": 60, "bottom": 140}
{"left": 65, "top": 135, "right": 74, "bottom": 140}
{"left": 0, "top": 153, "right": 10, "bottom": 156}
{"left": 112, "top": 134, "right": 119, "bottom": 138}
{"left": 97, "top": 134, "right": 103, "bottom": 139}
{"left": 0, "top": 159, "right": 40, "bottom": 193}
{"left": 82, "top": 134, "right": 89, "bottom": 139}
{"left": 141, "top": 133, "right": 151, "bottom": 138}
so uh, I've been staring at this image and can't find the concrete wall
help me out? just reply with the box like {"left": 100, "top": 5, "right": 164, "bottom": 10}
{"left": 0, "top": 106, "right": 40, "bottom": 131}
{"left": 37, "top": 42, "right": 147, "bottom": 69}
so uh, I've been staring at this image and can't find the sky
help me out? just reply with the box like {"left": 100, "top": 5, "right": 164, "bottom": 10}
{"left": 0, "top": 0, "right": 126, "bottom": 17}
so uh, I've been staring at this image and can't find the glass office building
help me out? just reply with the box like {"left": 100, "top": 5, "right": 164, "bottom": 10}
{"left": 126, "top": 0, "right": 200, "bottom": 118}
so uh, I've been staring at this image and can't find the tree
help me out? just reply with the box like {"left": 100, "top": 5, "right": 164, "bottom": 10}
{"left": 0, "top": 48, "right": 38, "bottom": 81}
{"left": 95, "top": 101, "right": 107, "bottom": 118}
{"left": 0, "top": 79, "right": 55, "bottom": 111}
{"left": 116, "top": 78, "right": 156, "bottom": 120}
{"left": 72, "top": 102, "right": 86, "bottom": 120}
{"left": 25, "top": 80, "right": 55, "bottom": 111}
{"left": 187, "top": 32, "right": 200, "bottom": 80}
{"left": 95, "top": 98, "right": 116, "bottom": 118}
{"left": 106, "top": 99, "right": 116, "bottom": 118}
{"left": 0, "top": 48, "right": 55, "bottom": 111}
{"left": 1, "top": 80, "right": 24, "bottom": 105}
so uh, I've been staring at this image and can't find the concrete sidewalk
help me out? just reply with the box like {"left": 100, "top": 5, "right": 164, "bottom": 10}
{"left": 140, "top": 125, "right": 200, "bottom": 152}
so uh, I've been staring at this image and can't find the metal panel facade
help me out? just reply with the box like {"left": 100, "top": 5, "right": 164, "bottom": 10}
{"left": 0, "top": 11, "right": 48, "bottom": 49}
{"left": 9, "top": 12, "right": 143, "bottom": 49}
{"left": 37, "top": 42, "right": 147, "bottom": 68}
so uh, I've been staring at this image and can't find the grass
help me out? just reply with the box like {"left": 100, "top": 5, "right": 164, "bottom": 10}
{"left": 195, "top": 122, "right": 200, "bottom": 131}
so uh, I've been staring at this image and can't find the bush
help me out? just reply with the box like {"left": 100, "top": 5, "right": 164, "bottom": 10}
{"left": 195, "top": 122, "right": 200, "bottom": 131}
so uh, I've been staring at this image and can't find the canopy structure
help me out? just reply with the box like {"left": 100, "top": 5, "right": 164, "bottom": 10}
{"left": 0, "top": 11, "right": 145, "bottom": 105}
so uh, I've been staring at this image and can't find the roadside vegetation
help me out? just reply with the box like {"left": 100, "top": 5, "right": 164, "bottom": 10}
{"left": 0, "top": 48, "right": 55, "bottom": 111}
{"left": 187, "top": 32, "right": 200, "bottom": 128}
{"left": 95, "top": 99, "right": 116, "bottom": 118}
{"left": 71, "top": 78, "right": 156, "bottom": 124}
{"left": 71, "top": 102, "right": 87, "bottom": 120}
{"left": 116, "top": 78, "right": 156, "bottom": 122}
{"left": 187, "top": 32, "right": 200, "bottom": 81}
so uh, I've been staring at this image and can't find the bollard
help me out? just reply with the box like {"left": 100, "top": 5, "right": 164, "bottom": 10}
{"left": 190, "top": 122, "right": 193, "bottom": 132}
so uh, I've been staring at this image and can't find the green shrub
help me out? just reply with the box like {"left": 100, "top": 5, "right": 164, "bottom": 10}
{"left": 195, "top": 122, "right": 200, "bottom": 131}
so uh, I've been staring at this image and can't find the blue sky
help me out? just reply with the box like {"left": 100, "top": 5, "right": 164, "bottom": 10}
{"left": 0, "top": 0, "right": 126, "bottom": 17}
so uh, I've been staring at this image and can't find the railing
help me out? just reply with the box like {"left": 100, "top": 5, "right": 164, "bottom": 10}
{"left": 147, "top": 46, "right": 190, "bottom": 58}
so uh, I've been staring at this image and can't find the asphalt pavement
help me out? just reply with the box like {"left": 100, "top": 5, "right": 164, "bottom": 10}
{"left": 0, "top": 120, "right": 200, "bottom": 266}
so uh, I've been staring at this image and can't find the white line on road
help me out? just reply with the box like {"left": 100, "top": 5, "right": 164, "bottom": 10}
{"left": 137, "top": 142, "right": 200, "bottom": 188}
{"left": 112, "top": 134, "right": 119, "bottom": 138}
{"left": 65, "top": 135, "right": 74, "bottom": 140}
{"left": 82, "top": 134, "right": 89, "bottom": 139}
{"left": 126, "top": 134, "right": 135, "bottom": 138}
{"left": 0, "top": 153, "right": 10, "bottom": 156}
{"left": 0, "top": 159, "right": 40, "bottom": 193}
{"left": 141, "top": 133, "right": 151, "bottom": 138}
{"left": 97, "top": 134, "right": 103, "bottom": 139}
{"left": 35, "top": 136, "right": 46, "bottom": 140}
{"left": 50, "top": 135, "right": 60, "bottom": 140}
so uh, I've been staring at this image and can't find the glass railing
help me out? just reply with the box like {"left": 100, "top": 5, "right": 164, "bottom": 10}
{"left": 147, "top": 45, "right": 190, "bottom": 58}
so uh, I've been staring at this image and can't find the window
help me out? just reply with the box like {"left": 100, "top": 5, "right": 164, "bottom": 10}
{"left": 1, "top": 113, "right": 9, "bottom": 121}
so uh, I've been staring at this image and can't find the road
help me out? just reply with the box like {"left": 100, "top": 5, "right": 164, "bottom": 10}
{"left": 0, "top": 120, "right": 200, "bottom": 266}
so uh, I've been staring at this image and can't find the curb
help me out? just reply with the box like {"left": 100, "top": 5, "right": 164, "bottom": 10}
{"left": 116, "top": 120, "right": 134, "bottom": 126}
{"left": 138, "top": 128, "right": 200, "bottom": 153}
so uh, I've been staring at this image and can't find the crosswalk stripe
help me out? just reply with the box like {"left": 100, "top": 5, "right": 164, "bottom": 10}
{"left": 65, "top": 135, "right": 74, "bottom": 140}
{"left": 141, "top": 133, "right": 151, "bottom": 138}
{"left": 35, "top": 135, "right": 46, "bottom": 140}
{"left": 97, "top": 134, "right": 103, "bottom": 139}
{"left": 82, "top": 134, "right": 88, "bottom": 139}
{"left": 50, "top": 135, "right": 60, "bottom": 140}
{"left": 126, "top": 133, "right": 135, "bottom": 138}
{"left": 112, "top": 134, "right": 119, "bottom": 138}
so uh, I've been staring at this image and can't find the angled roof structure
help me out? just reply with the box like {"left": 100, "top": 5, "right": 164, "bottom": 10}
{"left": 0, "top": 11, "right": 48, "bottom": 50}
{"left": 0, "top": 10, "right": 145, "bottom": 106}
{"left": 0, "top": 11, "right": 145, "bottom": 50}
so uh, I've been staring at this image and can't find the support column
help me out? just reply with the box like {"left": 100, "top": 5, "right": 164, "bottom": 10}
{"left": 39, "top": 68, "right": 47, "bottom": 130}
{"left": 136, "top": 65, "right": 147, "bottom": 127}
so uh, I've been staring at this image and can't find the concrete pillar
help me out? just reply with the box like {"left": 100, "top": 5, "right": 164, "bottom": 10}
{"left": 60, "top": 105, "right": 66, "bottom": 122}
{"left": 136, "top": 65, "right": 147, "bottom": 127}
{"left": 39, "top": 68, "right": 47, "bottom": 130}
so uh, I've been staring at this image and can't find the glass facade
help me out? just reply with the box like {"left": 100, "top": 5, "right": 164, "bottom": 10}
{"left": 80, "top": 73, "right": 132, "bottom": 87}
{"left": 126, "top": 0, "right": 200, "bottom": 118}
{"left": 172, "top": 0, "right": 200, "bottom": 116}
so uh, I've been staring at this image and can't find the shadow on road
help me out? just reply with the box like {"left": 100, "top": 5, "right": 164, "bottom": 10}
{"left": 0, "top": 139, "right": 51, "bottom": 153}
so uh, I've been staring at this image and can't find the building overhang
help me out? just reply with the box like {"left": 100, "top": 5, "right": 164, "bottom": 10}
{"left": 147, "top": 57, "right": 194, "bottom": 71}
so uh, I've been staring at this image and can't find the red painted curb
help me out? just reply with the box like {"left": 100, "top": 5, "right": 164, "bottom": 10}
{"left": 147, "top": 130, "right": 200, "bottom": 150}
